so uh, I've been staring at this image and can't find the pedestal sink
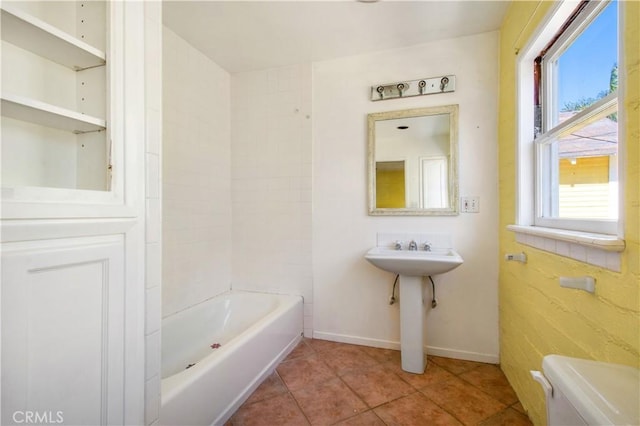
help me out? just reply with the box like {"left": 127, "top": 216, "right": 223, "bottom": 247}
{"left": 365, "top": 246, "right": 463, "bottom": 374}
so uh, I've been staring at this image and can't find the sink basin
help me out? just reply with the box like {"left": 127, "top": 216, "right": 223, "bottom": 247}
{"left": 365, "top": 247, "right": 463, "bottom": 276}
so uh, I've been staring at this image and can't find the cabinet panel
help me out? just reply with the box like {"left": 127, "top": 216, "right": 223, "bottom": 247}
{"left": 1, "top": 235, "right": 125, "bottom": 425}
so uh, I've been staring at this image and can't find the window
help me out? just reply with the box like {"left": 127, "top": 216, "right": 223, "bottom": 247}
{"left": 511, "top": 0, "right": 624, "bottom": 268}
{"left": 515, "top": 0, "right": 622, "bottom": 237}
{"left": 535, "top": 0, "right": 619, "bottom": 235}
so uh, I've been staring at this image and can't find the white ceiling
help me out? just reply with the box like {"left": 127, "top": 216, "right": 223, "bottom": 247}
{"left": 377, "top": 113, "right": 450, "bottom": 142}
{"left": 162, "top": 1, "right": 509, "bottom": 73}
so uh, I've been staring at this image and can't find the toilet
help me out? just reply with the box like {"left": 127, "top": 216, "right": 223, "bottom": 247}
{"left": 531, "top": 355, "right": 639, "bottom": 425}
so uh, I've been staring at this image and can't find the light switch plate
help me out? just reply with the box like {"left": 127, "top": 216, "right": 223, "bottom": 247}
{"left": 461, "top": 196, "right": 479, "bottom": 213}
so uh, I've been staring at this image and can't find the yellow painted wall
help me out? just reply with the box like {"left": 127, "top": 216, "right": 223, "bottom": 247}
{"left": 559, "top": 156, "right": 609, "bottom": 185}
{"left": 376, "top": 169, "right": 406, "bottom": 208}
{"left": 498, "top": 2, "right": 640, "bottom": 425}
{"left": 559, "top": 156, "right": 612, "bottom": 218}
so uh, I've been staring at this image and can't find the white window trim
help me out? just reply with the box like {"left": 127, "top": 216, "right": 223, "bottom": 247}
{"left": 511, "top": 0, "right": 625, "bottom": 269}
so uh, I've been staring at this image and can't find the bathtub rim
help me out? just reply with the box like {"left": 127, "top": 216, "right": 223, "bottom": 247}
{"left": 160, "top": 290, "right": 303, "bottom": 406}
{"left": 161, "top": 288, "right": 296, "bottom": 323}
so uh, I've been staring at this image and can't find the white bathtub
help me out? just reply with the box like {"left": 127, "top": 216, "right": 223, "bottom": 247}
{"left": 159, "top": 291, "right": 303, "bottom": 426}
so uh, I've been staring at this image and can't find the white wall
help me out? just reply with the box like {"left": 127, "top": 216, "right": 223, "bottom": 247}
{"left": 312, "top": 31, "right": 500, "bottom": 362}
{"left": 161, "top": 29, "right": 499, "bottom": 359}
{"left": 162, "top": 28, "right": 232, "bottom": 317}
{"left": 230, "top": 64, "right": 313, "bottom": 337}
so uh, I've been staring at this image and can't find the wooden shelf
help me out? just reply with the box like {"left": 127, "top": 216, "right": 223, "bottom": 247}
{"left": 2, "top": 93, "right": 106, "bottom": 133}
{"left": 1, "top": 5, "right": 105, "bottom": 70}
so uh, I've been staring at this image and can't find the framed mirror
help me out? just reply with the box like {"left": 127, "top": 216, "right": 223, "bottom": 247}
{"left": 368, "top": 105, "right": 459, "bottom": 216}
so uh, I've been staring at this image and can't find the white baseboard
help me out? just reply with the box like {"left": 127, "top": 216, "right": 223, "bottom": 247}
{"left": 312, "top": 331, "right": 401, "bottom": 350}
{"left": 312, "top": 331, "right": 499, "bottom": 364}
{"left": 426, "top": 345, "right": 499, "bottom": 364}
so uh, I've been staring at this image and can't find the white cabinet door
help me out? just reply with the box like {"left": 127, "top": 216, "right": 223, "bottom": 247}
{"left": 2, "top": 235, "right": 125, "bottom": 425}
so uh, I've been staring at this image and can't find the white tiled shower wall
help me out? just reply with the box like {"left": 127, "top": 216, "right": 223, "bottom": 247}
{"left": 145, "top": 3, "right": 162, "bottom": 425}
{"left": 231, "top": 65, "right": 313, "bottom": 337}
{"left": 162, "top": 28, "right": 232, "bottom": 318}
{"left": 161, "top": 31, "right": 313, "bottom": 336}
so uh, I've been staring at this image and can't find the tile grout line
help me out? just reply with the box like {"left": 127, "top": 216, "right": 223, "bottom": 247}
{"left": 308, "top": 347, "right": 393, "bottom": 426}
{"left": 419, "top": 361, "right": 520, "bottom": 425}
{"left": 286, "top": 387, "right": 313, "bottom": 426}
{"left": 407, "top": 359, "right": 473, "bottom": 426}
{"left": 371, "top": 354, "right": 518, "bottom": 425}
{"left": 320, "top": 346, "right": 446, "bottom": 424}
{"left": 284, "top": 341, "right": 356, "bottom": 425}
{"left": 447, "top": 364, "right": 518, "bottom": 408}
{"left": 291, "top": 342, "right": 478, "bottom": 424}
{"left": 233, "top": 340, "right": 530, "bottom": 425}
{"left": 295, "top": 340, "right": 395, "bottom": 424}
{"left": 315, "top": 349, "right": 374, "bottom": 421}
{"left": 273, "top": 358, "right": 314, "bottom": 425}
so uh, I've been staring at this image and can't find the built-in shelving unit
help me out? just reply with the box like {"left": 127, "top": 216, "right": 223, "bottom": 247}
{"left": 1, "top": 6, "right": 105, "bottom": 70}
{"left": 1, "top": 1, "right": 109, "bottom": 195}
{"left": 1, "top": 3, "right": 149, "bottom": 423}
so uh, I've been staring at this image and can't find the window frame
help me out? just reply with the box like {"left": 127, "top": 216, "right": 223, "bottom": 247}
{"left": 514, "top": 0, "right": 624, "bottom": 240}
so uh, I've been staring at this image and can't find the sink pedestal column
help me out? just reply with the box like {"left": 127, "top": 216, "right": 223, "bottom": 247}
{"left": 399, "top": 275, "right": 426, "bottom": 374}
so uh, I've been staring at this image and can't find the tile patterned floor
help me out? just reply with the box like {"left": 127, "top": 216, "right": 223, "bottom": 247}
{"left": 228, "top": 339, "right": 532, "bottom": 426}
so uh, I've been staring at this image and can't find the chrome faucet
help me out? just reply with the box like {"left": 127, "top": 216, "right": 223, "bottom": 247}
{"left": 394, "top": 241, "right": 403, "bottom": 250}
{"left": 408, "top": 240, "right": 418, "bottom": 251}
{"left": 423, "top": 242, "right": 432, "bottom": 252}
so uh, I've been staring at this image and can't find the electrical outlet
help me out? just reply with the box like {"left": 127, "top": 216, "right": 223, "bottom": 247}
{"left": 461, "top": 196, "right": 480, "bottom": 213}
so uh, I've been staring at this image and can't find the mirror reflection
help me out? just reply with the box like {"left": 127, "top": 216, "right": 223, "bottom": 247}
{"left": 368, "top": 105, "right": 458, "bottom": 215}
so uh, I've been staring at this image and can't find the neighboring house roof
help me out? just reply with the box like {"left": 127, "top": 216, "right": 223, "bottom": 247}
{"left": 557, "top": 111, "right": 618, "bottom": 158}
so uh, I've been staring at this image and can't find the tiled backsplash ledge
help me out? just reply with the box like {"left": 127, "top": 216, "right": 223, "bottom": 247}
{"left": 507, "top": 225, "right": 623, "bottom": 272}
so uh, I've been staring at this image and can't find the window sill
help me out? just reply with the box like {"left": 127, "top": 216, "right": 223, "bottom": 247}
{"left": 507, "top": 225, "right": 624, "bottom": 271}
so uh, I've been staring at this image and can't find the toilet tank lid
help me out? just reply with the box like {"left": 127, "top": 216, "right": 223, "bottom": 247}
{"left": 542, "top": 355, "right": 640, "bottom": 426}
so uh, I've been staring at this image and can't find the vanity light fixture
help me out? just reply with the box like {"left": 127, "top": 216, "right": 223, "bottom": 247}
{"left": 371, "top": 75, "right": 456, "bottom": 101}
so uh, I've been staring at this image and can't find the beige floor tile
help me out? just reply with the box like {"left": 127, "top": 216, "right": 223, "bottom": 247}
{"left": 382, "top": 358, "right": 456, "bottom": 390}
{"left": 284, "top": 340, "right": 316, "bottom": 361}
{"left": 341, "top": 366, "right": 414, "bottom": 408}
{"left": 374, "top": 392, "right": 463, "bottom": 426}
{"left": 511, "top": 401, "right": 526, "bottom": 414}
{"left": 291, "top": 377, "right": 367, "bottom": 425}
{"left": 232, "top": 341, "right": 533, "bottom": 426}
{"left": 429, "top": 355, "right": 487, "bottom": 375}
{"left": 478, "top": 407, "right": 533, "bottom": 426}
{"left": 306, "top": 338, "right": 345, "bottom": 353}
{"left": 421, "top": 376, "right": 506, "bottom": 425}
{"left": 317, "top": 344, "right": 379, "bottom": 376}
{"left": 334, "top": 410, "right": 386, "bottom": 426}
{"left": 359, "top": 346, "right": 402, "bottom": 364}
{"left": 230, "top": 393, "right": 309, "bottom": 426}
{"left": 460, "top": 364, "right": 519, "bottom": 405}
{"left": 276, "top": 354, "right": 337, "bottom": 391}
{"left": 245, "top": 371, "right": 288, "bottom": 405}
